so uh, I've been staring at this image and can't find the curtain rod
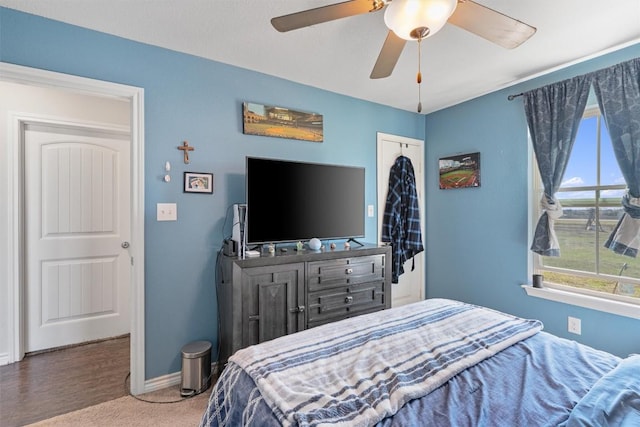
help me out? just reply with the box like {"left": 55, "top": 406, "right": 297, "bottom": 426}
{"left": 507, "top": 57, "right": 639, "bottom": 102}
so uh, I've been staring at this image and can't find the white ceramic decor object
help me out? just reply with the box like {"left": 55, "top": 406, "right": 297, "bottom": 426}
{"left": 308, "top": 238, "right": 321, "bottom": 251}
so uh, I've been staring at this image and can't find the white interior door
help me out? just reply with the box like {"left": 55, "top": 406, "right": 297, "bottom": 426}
{"left": 24, "top": 123, "right": 131, "bottom": 352}
{"left": 377, "top": 132, "right": 425, "bottom": 307}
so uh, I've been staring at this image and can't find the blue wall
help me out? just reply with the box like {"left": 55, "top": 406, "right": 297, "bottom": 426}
{"left": 0, "top": 8, "right": 424, "bottom": 379}
{"left": 425, "top": 43, "right": 640, "bottom": 358}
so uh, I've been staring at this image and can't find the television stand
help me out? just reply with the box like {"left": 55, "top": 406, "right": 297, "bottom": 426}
{"left": 217, "top": 244, "right": 391, "bottom": 364}
{"left": 347, "top": 238, "right": 365, "bottom": 247}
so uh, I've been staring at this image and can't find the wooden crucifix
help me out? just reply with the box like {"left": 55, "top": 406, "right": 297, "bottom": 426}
{"left": 178, "top": 141, "right": 194, "bottom": 164}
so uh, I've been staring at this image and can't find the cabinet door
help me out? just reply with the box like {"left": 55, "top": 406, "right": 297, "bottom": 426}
{"left": 241, "top": 263, "right": 305, "bottom": 347}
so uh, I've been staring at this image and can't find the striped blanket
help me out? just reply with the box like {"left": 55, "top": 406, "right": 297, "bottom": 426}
{"left": 228, "top": 298, "right": 543, "bottom": 427}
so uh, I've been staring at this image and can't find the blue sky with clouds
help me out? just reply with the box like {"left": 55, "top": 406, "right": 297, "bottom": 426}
{"left": 560, "top": 115, "right": 626, "bottom": 200}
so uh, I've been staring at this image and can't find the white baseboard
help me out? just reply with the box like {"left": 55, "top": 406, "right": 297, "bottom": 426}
{"left": 142, "top": 361, "right": 222, "bottom": 394}
{"left": 0, "top": 352, "right": 9, "bottom": 366}
{"left": 144, "top": 371, "right": 182, "bottom": 393}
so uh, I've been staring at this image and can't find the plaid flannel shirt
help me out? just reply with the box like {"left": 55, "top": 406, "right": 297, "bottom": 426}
{"left": 381, "top": 156, "right": 424, "bottom": 283}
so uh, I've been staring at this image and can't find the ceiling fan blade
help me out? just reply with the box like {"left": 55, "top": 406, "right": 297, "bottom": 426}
{"left": 448, "top": 0, "right": 536, "bottom": 49}
{"left": 271, "top": 0, "right": 378, "bottom": 33}
{"left": 370, "top": 30, "right": 406, "bottom": 79}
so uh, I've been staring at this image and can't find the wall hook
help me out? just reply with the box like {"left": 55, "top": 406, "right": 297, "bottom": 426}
{"left": 164, "top": 161, "right": 171, "bottom": 182}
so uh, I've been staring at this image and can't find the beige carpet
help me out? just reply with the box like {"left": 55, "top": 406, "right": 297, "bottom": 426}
{"left": 27, "top": 386, "right": 213, "bottom": 427}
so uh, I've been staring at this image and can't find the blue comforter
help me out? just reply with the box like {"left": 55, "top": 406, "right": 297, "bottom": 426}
{"left": 202, "top": 332, "right": 621, "bottom": 426}
{"left": 560, "top": 354, "right": 640, "bottom": 426}
{"left": 228, "top": 299, "right": 541, "bottom": 426}
{"left": 201, "top": 300, "right": 624, "bottom": 427}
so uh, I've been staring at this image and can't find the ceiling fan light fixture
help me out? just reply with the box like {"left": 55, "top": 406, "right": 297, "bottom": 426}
{"left": 384, "top": 0, "right": 458, "bottom": 41}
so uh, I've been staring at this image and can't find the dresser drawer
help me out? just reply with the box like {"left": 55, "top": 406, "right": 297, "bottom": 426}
{"left": 307, "top": 254, "right": 385, "bottom": 292}
{"left": 306, "top": 280, "right": 385, "bottom": 327}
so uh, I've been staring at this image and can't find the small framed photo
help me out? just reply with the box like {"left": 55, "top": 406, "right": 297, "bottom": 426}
{"left": 184, "top": 172, "right": 213, "bottom": 194}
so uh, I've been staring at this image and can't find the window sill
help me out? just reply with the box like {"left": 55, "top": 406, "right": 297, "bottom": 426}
{"left": 521, "top": 284, "right": 640, "bottom": 320}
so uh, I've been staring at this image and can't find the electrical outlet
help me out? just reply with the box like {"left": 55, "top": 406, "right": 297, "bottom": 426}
{"left": 157, "top": 203, "right": 177, "bottom": 221}
{"left": 367, "top": 205, "right": 374, "bottom": 217}
{"left": 568, "top": 316, "right": 581, "bottom": 335}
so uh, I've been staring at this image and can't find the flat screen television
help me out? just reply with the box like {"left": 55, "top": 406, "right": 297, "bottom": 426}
{"left": 246, "top": 157, "right": 365, "bottom": 245}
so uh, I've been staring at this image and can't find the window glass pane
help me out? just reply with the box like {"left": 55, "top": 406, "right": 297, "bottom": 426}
{"left": 596, "top": 206, "right": 640, "bottom": 278}
{"left": 544, "top": 270, "right": 618, "bottom": 293}
{"left": 601, "top": 186, "right": 626, "bottom": 206}
{"left": 613, "top": 280, "right": 640, "bottom": 297}
{"left": 564, "top": 116, "right": 597, "bottom": 187}
{"left": 545, "top": 271, "right": 640, "bottom": 298}
{"left": 600, "top": 123, "right": 624, "bottom": 186}
{"left": 542, "top": 191, "right": 596, "bottom": 273}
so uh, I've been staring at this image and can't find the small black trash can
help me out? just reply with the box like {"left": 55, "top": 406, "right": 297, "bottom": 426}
{"left": 180, "top": 340, "right": 212, "bottom": 397}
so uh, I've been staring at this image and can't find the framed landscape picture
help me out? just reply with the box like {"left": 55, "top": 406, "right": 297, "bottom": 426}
{"left": 242, "top": 102, "right": 323, "bottom": 142}
{"left": 439, "top": 152, "right": 481, "bottom": 190}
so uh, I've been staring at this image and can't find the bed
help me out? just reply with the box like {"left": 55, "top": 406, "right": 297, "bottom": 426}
{"left": 200, "top": 298, "right": 640, "bottom": 426}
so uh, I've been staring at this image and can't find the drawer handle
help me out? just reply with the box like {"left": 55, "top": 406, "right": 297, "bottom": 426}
{"left": 345, "top": 296, "right": 353, "bottom": 304}
{"left": 345, "top": 268, "right": 353, "bottom": 274}
{"left": 290, "top": 305, "right": 305, "bottom": 313}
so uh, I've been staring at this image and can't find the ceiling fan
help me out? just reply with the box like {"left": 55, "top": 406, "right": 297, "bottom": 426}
{"left": 271, "top": 0, "right": 537, "bottom": 80}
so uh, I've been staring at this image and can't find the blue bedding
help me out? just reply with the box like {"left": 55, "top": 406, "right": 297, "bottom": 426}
{"left": 559, "top": 354, "right": 640, "bottom": 426}
{"left": 227, "top": 299, "right": 542, "bottom": 426}
{"left": 377, "top": 332, "right": 621, "bottom": 427}
{"left": 201, "top": 300, "right": 625, "bottom": 427}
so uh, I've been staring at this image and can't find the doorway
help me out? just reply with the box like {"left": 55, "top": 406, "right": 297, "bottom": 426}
{"left": 376, "top": 132, "right": 425, "bottom": 307}
{"left": 1, "top": 63, "right": 146, "bottom": 394}
{"left": 24, "top": 123, "right": 131, "bottom": 352}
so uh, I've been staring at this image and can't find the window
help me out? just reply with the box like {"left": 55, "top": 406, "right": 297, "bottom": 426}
{"left": 532, "top": 105, "right": 640, "bottom": 309}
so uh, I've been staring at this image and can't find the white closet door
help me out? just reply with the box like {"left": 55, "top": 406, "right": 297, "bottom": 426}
{"left": 377, "top": 132, "right": 425, "bottom": 307}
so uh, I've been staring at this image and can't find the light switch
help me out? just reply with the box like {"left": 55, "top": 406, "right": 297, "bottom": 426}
{"left": 157, "top": 203, "right": 177, "bottom": 221}
{"left": 367, "top": 205, "right": 375, "bottom": 218}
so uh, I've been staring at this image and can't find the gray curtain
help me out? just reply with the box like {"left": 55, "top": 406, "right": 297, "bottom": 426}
{"left": 524, "top": 75, "right": 593, "bottom": 256}
{"left": 593, "top": 58, "right": 640, "bottom": 257}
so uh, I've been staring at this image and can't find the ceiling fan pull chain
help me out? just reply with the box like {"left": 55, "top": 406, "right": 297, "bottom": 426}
{"left": 417, "top": 37, "right": 423, "bottom": 113}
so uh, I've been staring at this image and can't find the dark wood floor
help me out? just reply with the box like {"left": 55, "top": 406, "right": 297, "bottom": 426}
{"left": 0, "top": 335, "right": 130, "bottom": 427}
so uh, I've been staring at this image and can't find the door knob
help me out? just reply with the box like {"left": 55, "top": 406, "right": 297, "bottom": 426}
{"left": 121, "top": 241, "right": 130, "bottom": 249}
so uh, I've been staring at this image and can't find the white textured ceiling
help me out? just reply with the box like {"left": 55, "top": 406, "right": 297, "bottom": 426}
{"left": 1, "top": 0, "right": 639, "bottom": 114}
